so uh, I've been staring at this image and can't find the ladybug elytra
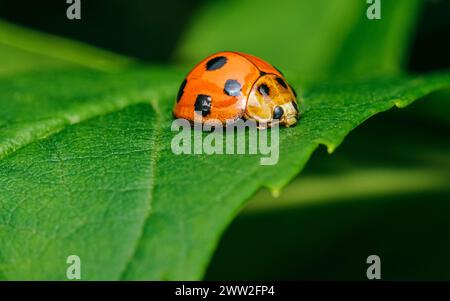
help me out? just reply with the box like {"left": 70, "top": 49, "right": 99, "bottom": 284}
{"left": 173, "top": 51, "right": 300, "bottom": 128}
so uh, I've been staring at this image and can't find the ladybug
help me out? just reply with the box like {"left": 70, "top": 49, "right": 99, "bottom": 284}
{"left": 173, "top": 51, "right": 300, "bottom": 128}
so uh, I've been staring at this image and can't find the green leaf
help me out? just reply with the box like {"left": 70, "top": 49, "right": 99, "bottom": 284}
{"left": 0, "top": 67, "right": 179, "bottom": 160}
{"left": 176, "top": 0, "right": 421, "bottom": 82}
{"left": 1, "top": 67, "right": 449, "bottom": 280}
{"left": 0, "top": 42, "right": 68, "bottom": 76}
{"left": 330, "top": 0, "right": 422, "bottom": 77}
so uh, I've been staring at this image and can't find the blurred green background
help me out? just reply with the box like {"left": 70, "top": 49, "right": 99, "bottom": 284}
{"left": 1, "top": 0, "right": 449, "bottom": 280}
{"left": 1, "top": 0, "right": 449, "bottom": 72}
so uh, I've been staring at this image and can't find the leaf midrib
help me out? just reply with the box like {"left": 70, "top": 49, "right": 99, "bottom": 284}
{"left": 116, "top": 99, "right": 164, "bottom": 280}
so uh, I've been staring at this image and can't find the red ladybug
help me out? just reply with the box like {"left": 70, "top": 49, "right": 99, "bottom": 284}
{"left": 173, "top": 51, "right": 300, "bottom": 127}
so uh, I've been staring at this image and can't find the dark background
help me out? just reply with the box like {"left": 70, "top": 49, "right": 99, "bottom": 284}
{"left": 0, "top": 0, "right": 449, "bottom": 71}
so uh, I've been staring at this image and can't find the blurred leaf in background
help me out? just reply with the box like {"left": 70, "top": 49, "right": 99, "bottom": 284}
{"left": 0, "top": 20, "right": 132, "bottom": 76}
{"left": 176, "top": 0, "right": 421, "bottom": 83}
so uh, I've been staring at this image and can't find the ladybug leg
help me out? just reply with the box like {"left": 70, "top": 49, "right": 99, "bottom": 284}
{"left": 256, "top": 124, "right": 268, "bottom": 130}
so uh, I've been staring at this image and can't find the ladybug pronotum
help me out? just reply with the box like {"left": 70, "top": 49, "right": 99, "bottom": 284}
{"left": 173, "top": 51, "right": 300, "bottom": 128}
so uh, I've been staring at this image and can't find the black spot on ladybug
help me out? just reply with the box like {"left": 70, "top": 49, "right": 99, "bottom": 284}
{"left": 194, "top": 94, "right": 212, "bottom": 117}
{"left": 273, "top": 106, "right": 284, "bottom": 119}
{"left": 258, "top": 84, "right": 270, "bottom": 96}
{"left": 177, "top": 79, "right": 187, "bottom": 102}
{"left": 224, "top": 79, "right": 242, "bottom": 96}
{"left": 276, "top": 77, "right": 288, "bottom": 89}
{"left": 292, "top": 101, "right": 299, "bottom": 113}
{"left": 206, "top": 56, "right": 227, "bottom": 71}
{"left": 290, "top": 85, "right": 298, "bottom": 98}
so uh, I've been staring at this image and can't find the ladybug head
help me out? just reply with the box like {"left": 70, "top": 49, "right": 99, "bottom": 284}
{"left": 244, "top": 74, "right": 300, "bottom": 127}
